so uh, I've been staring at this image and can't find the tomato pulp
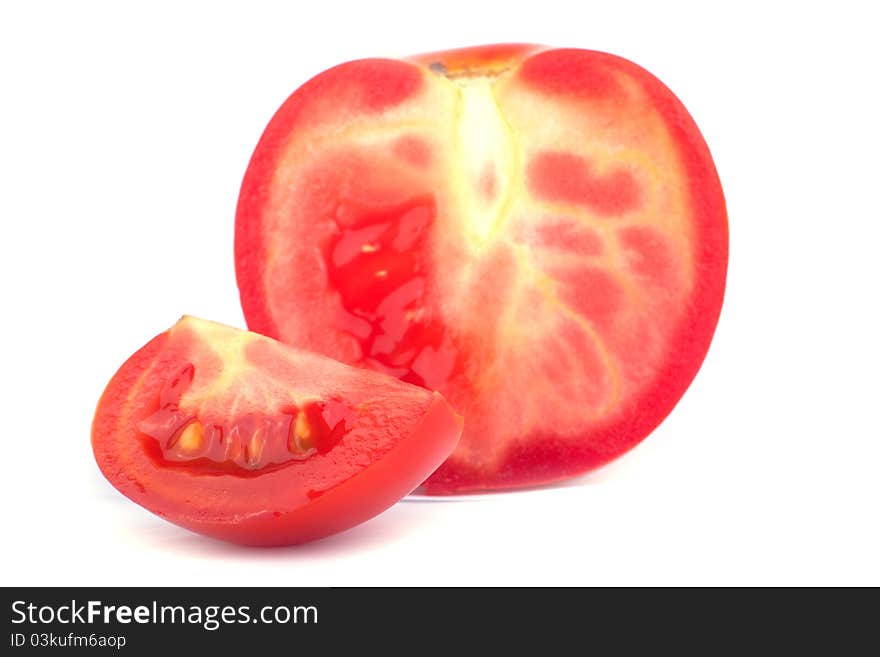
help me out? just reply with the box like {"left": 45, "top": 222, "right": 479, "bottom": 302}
{"left": 235, "top": 45, "right": 728, "bottom": 493}
{"left": 91, "top": 317, "right": 462, "bottom": 545}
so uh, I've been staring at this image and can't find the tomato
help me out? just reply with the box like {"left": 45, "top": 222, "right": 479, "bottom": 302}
{"left": 234, "top": 44, "right": 728, "bottom": 493}
{"left": 91, "top": 316, "right": 462, "bottom": 545}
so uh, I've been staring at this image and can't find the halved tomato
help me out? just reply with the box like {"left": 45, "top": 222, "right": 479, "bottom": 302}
{"left": 91, "top": 316, "right": 461, "bottom": 546}
{"left": 235, "top": 45, "right": 728, "bottom": 493}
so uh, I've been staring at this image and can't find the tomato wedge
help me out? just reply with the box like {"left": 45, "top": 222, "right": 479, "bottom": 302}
{"left": 235, "top": 44, "right": 728, "bottom": 493}
{"left": 91, "top": 316, "right": 462, "bottom": 545}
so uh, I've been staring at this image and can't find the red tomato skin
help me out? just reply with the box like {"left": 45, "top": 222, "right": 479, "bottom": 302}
{"left": 92, "top": 325, "right": 462, "bottom": 546}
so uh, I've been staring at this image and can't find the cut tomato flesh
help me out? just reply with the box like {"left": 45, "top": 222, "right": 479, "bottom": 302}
{"left": 235, "top": 45, "right": 728, "bottom": 493}
{"left": 91, "top": 316, "right": 462, "bottom": 545}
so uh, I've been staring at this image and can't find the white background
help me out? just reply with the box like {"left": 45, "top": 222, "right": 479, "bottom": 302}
{"left": 2, "top": 1, "right": 878, "bottom": 586}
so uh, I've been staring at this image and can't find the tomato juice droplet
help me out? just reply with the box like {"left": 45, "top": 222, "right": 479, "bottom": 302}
{"left": 325, "top": 196, "right": 463, "bottom": 389}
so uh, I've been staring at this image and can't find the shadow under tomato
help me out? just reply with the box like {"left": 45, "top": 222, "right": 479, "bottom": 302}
{"left": 403, "top": 454, "right": 632, "bottom": 502}
{"left": 151, "top": 502, "right": 433, "bottom": 556}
